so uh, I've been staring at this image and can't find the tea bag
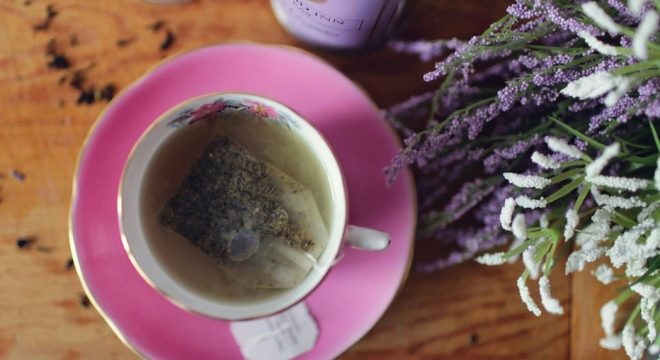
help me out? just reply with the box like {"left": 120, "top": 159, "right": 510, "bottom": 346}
{"left": 159, "top": 136, "right": 328, "bottom": 289}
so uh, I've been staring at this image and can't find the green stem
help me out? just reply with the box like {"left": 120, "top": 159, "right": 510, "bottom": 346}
{"left": 626, "top": 303, "right": 641, "bottom": 327}
{"left": 505, "top": 230, "right": 558, "bottom": 259}
{"left": 611, "top": 214, "right": 636, "bottom": 228}
{"left": 611, "top": 60, "right": 660, "bottom": 77}
{"left": 505, "top": 238, "right": 536, "bottom": 258}
{"left": 549, "top": 168, "right": 584, "bottom": 185}
{"left": 560, "top": 160, "right": 588, "bottom": 169}
{"left": 643, "top": 193, "right": 660, "bottom": 203}
{"left": 547, "top": 177, "right": 584, "bottom": 203}
{"left": 613, "top": 211, "right": 636, "bottom": 228}
{"left": 543, "top": 236, "right": 560, "bottom": 275}
{"left": 530, "top": 228, "right": 561, "bottom": 240}
{"left": 429, "top": 71, "right": 455, "bottom": 124}
{"left": 429, "top": 96, "right": 497, "bottom": 135}
{"left": 535, "top": 238, "right": 553, "bottom": 262}
{"left": 574, "top": 184, "right": 591, "bottom": 212}
{"left": 650, "top": 120, "right": 660, "bottom": 152}
{"left": 615, "top": 288, "right": 635, "bottom": 305}
{"left": 624, "top": 153, "right": 659, "bottom": 166}
{"left": 550, "top": 116, "right": 606, "bottom": 152}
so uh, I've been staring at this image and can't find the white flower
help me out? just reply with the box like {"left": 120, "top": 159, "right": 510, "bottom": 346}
{"left": 576, "top": 208, "right": 611, "bottom": 247}
{"left": 604, "top": 77, "right": 631, "bottom": 107}
{"left": 655, "top": 156, "right": 660, "bottom": 190}
{"left": 515, "top": 195, "right": 547, "bottom": 209}
{"left": 507, "top": 236, "right": 525, "bottom": 263}
{"left": 576, "top": 228, "right": 599, "bottom": 248}
{"left": 517, "top": 276, "right": 542, "bottom": 316}
{"left": 601, "top": 301, "right": 618, "bottom": 336}
{"left": 531, "top": 151, "right": 561, "bottom": 170}
{"left": 523, "top": 245, "right": 540, "bottom": 279}
{"left": 650, "top": 344, "right": 660, "bottom": 355}
{"left": 608, "top": 219, "right": 655, "bottom": 268}
{"left": 633, "top": 11, "right": 659, "bottom": 60}
{"left": 622, "top": 324, "right": 635, "bottom": 352}
{"left": 586, "top": 142, "right": 620, "bottom": 178}
{"left": 503, "top": 172, "right": 551, "bottom": 189}
{"left": 577, "top": 31, "right": 619, "bottom": 56}
{"left": 561, "top": 72, "right": 625, "bottom": 100}
{"left": 500, "top": 197, "right": 516, "bottom": 230}
{"left": 599, "top": 334, "right": 622, "bottom": 350}
{"left": 631, "top": 283, "right": 660, "bottom": 342}
{"left": 625, "top": 257, "right": 648, "bottom": 277}
{"left": 600, "top": 195, "right": 646, "bottom": 209}
{"left": 628, "top": 0, "right": 646, "bottom": 15}
{"left": 640, "top": 297, "right": 656, "bottom": 342}
{"left": 587, "top": 175, "right": 651, "bottom": 192}
{"left": 512, "top": 213, "right": 528, "bottom": 240}
{"left": 593, "top": 264, "right": 615, "bottom": 285}
{"left": 638, "top": 202, "right": 660, "bottom": 222}
{"left": 545, "top": 137, "right": 586, "bottom": 159}
{"left": 540, "top": 213, "right": 550, "bottom": 228}
{"left": 622, "top": 323, "right": 646, "bottom": 360}
{"left": 582, "top": 2, "right": 622, "bottom": 33}
{"left": 564, "top": 209, "right": 579, "bottom": 241}
{"left": 539, "top": 276, "right": 564, "bottom": 315}
{"left": 647, "top": 228, "right": 660, "bottom": 250}
{"left": 591, "top": 187, "right": 646, "bottom": 209}
{"left": 592, "top": 205, "right": 612, "bottom": 224}
{"left": 631, "top": 283, "right": 660, "bottom": 300}
{"left": 585, "top": 146, "right": 651, "bottom": 190}
{"left": 566, "top": 247, "right": 607, "bottom": 273}
{"left": 475, "top": 252, "right": 507, "bottom": 266}
{"left": 507, "top": 238, "right": 525, "bottom": 264}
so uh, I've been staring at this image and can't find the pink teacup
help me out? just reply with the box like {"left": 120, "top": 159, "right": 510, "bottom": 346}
{"left": 118, "top": 92, "right": 389, "bottom": 320}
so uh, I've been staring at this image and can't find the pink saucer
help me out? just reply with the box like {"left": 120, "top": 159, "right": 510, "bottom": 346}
{"left": 70, "top": 43, "right": 415, "bottom": 359}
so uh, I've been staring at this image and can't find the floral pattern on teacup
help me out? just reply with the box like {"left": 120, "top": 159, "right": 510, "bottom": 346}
{"left": 166, "top": 97, "right": 298, "bottom": 130}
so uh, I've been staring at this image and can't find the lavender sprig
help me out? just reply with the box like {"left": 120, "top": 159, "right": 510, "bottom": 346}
{"left": 388, "top": 0, "right": 660, "bottom": 357}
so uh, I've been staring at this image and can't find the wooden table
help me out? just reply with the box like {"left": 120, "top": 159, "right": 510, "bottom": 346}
{"left": 0, "top": 0, "right": 626, "bottom": 358}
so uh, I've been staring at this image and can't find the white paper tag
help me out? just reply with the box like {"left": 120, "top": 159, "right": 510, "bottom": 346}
{"left": 230, "top": 303, "right": 319, "bottom": 360}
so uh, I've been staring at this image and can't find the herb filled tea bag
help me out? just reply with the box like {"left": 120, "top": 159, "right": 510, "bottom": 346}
{"left": 158, "top": 136, "right": 329, "bottom": 290}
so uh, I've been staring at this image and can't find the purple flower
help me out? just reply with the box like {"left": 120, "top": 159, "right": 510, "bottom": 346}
{"left": 389, "top": 38, "right": 465, "bottom": 62}
{"left": 540, "top": 0, "right": 603, "bottom": 36}
{"left": 484, "top": 136, "right": 542, "bottom": 174}
{"left": 588, "top": 95, "right": 636, "bottom": 132}
{"left": 386, "top": 0, "right": 658, "bottom": 280}
{"left": 606, "top": 0, "right": 645, "bottom": 25}
{"left": 644, "top": 100, "right": 660, "bottom": 118}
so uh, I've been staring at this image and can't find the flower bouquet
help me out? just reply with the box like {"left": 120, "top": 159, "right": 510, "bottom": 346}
{"left": 387, "top": 1, "right": 659, "bottom": 358}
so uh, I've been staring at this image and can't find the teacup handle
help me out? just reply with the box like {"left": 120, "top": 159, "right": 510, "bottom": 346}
{"left": 345, "top": 225, "right": 390, "bottom": 251}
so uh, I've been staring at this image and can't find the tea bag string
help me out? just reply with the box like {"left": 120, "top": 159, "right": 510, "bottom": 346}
{"left": 303, "top": 250, "right": 345, "bottom": 269}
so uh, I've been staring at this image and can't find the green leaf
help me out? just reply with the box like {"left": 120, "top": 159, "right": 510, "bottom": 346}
{"left": 574, "top": 183, "right": 591, "bottom": 211}
{"left": 505, "top": 238, "right": 536, "bottom": 258}
{"left": 624, "top": 153, "right": 659, "bottom": 166}
{"left": 534, "top": 238, "right": 553, "bottom": 262}
{"left": 550, "top": 116, "right": 606, "bottom": 150}
{"left": 549, "top": 168, "right": 584, "bottom": 185}
{"left": 611, "top": 135, "right": 652, "bottom": 150}
{"left": 611, "top": 211, "right": 636, "bottom": 228}
{"left": 650, "top": 120, "right": 660, "bottom": 152}
{"left": 629, "top": 257, "right": 660, "bottom": 287}
{"left": 543, "top": 236, "right": 559, "bottom": 275}
{"left": 547, "top": 177, "right": 584, "bottom": 203}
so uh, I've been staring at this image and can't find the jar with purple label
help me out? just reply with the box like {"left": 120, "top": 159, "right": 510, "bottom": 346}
{"left": 271, "top": 0, "right": 407, "bottom": 50}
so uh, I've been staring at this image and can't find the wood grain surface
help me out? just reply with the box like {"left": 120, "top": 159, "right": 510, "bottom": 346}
{"left": 0, "top": 0, "right": 626, "bottom": 359}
